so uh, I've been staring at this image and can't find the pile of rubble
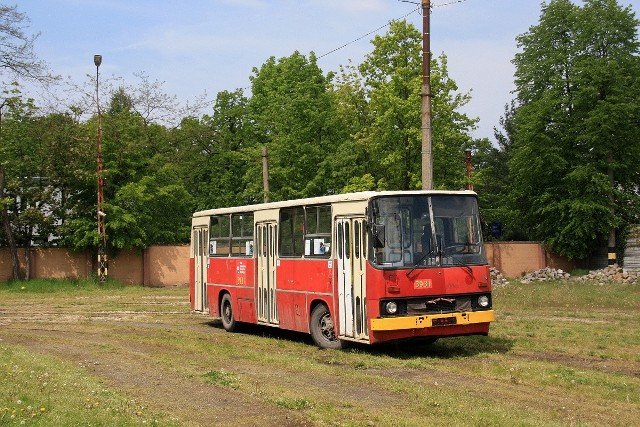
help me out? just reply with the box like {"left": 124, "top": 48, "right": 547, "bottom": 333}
{"left": 572, "top": 265, "right": 640, "bottom": 285}
{"left": 488, "top": 265, "right": 640, "bottom": 286}
{"left": 520, "top": 267, "right": 571, "bottom": 283}
{"left": 490, "top": 267, "right": 509, "bottom": 287}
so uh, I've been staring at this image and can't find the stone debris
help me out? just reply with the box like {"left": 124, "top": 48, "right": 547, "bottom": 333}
{"left": 520, "top": 267, "right": 571, "bottom": 283}
{"left": 572, "top": 265, "right": 640, "bottom": 285}
{"left": 513, "top": 265, "right": 640, "bottom": 284}
{"left": 489, "top": 265, "right": 639, "bottom": 286}
{"left": 490, "top": 267, "right": 509, "bottom": 287}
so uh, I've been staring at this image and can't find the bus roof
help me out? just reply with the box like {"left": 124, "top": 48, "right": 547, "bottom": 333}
{"left": 192, "top": 190, "right": 478, "bottom": 218}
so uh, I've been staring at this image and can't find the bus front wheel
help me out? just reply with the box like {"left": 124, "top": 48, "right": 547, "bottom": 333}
{"left": 220, "top": 293, "right": 237, "bottom": 332}
{"left": 310, "top": 304, "right": 342, "bottom": 350}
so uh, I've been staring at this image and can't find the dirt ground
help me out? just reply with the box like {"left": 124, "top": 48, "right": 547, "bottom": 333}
{"left": 0, "top": 291, "right": 320, "bottom": 426}
{"left": 1, "top": 288, "right": 638, "bottom": 426}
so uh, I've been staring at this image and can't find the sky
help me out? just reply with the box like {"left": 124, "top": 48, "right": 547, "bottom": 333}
{"left": 13, "top": 0, "right": 640, "bottom": 142}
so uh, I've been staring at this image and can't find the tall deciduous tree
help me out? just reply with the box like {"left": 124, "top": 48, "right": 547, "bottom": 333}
{"left": 173, "top": 89, "right": 250, "bottom": 210}
{"left": 247, "top": 51, "right": 336, "bottom": 202}
{"left": 357, "top": 20, "right": 478, "bottom": 191}
{"left": 0, "top": 5, "right": 49, "bottom": 80}
{"left": 510, "top": 0, "right": 640, "bottom": 259}
{"left": 0, "top": 5, "right": 53, "bottom": 279}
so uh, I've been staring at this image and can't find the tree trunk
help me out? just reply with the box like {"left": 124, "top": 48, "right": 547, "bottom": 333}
{"left": 0, "top": 166, "right": 22, "bottom": 280}
{"left": 608, "top": 158, "right": 617, "bottom": 266}
{"left": 25, "top": 226, "right": 33, "bottom": 281}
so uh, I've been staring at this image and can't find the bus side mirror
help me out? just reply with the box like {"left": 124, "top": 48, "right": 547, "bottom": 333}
{"left": 372, "top": 224, "right": 385, "bottom": 248}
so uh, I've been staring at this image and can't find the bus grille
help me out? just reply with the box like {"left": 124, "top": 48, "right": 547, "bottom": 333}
{"left": 390, "top": 296, "right": 474, "bottom": 315}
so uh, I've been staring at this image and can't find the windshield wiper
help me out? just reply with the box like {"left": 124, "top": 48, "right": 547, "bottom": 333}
{"left": 447, "top": 254, "right": 474, "bottom": 276}
{"left": 405, "top": 249, "right": 437, "bottom": 277}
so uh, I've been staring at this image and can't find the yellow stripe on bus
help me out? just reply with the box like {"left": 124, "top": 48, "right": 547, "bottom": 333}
{"left": 370, "top": 310, "right": 495, "bottom": 331}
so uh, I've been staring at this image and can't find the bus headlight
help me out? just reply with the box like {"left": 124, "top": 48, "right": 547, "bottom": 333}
{"left": 385, "top": 301, "right": 398, "bottom": 315}
{"left": 478, "top": 295, "right": 490, "bottom": 308}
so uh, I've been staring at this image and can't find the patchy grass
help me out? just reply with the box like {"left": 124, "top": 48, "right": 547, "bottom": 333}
{"left": 0, "top": 279, "right": 639, "bottom": 426}
{"left": 1, "top": 277, "right": 127, "bottom": 293}
{"left": 0, "top": 346, "right": 179, "bottom": 426}
{"left": 203, "top": 370, "right": 240, "bottom": 389}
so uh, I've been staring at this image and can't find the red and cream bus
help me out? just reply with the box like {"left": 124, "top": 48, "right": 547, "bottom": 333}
{"left": 190, "top": 191, "right": 494, "bottom": 349}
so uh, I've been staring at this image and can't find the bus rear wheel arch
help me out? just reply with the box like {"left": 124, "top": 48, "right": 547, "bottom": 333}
{"left": 309, "top": 304, "right": 342, "bottom": 350}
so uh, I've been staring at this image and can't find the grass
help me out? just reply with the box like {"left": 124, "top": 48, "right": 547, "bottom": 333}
{"left": 1, "top": 278, "right": 639, "bottom": 426}
{"left": 1, "top": 277, "right": 127, "bottom": 293}
{"left": 0, "top": 346, "right": 179, "bottom": 426}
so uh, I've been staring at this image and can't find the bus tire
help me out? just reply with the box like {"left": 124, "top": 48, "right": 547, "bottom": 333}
{"left": 310, "top": 304, "right": 342, "bottom": 350}
{"left": 220, "top": 293, "right": 237, "bottom": 332}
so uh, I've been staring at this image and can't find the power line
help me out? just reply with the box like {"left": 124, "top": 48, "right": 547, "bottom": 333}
{"left": 433, "top": 0, "right": 467, "bottom": 8}
{"left": 317, "top": 0, "right": 468, "bottom": 60}
{"left": 318, "top": 8, "right": 419, "bottom": 59}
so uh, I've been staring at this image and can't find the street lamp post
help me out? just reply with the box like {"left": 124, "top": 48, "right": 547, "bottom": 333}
{"left": 94, "top": 54, "right": 107, "bottom": 283}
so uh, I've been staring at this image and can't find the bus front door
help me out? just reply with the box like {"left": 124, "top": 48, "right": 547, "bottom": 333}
{"left": 337, "top": 217, "right": 369, "bottom": 341}
{"left": 257, "top": 222, "right": 279, "bottom": 325}
{"left": 192, "top": 226, "right": 208, "bottom": 312}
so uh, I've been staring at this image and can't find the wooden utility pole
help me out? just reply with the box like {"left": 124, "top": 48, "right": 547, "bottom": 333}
{"left": 421, "top": 0, "right": 433, "bottom": 190}
{"left": 262, "top": 145, "right": 270, "bottom": 203}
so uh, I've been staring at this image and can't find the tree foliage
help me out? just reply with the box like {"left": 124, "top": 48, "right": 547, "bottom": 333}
{"left": 356, "top": 20, "right": 479, "bottom": 191}
{"left": 0, "top": 5, "right": 49, "bottom": 81}
{"left": 506, "top": 0, "right": 640, "bottom": 258}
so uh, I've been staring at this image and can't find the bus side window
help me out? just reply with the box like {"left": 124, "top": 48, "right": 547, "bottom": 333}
{"left": 209, "top": 215, "right": 231, "bottom": 256}
{"left": 231, "top": 213, "right": 254, "bottom": 257}
{"left": 304, "top": 205, "right": 331, "bottom": 258}
{"left": 280, "top": 206, "right": 304, "bottom": 257}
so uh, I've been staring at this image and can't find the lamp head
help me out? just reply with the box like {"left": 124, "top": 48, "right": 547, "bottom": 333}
{"left": 94, "top": 54, "right": 102, "bottom": 68}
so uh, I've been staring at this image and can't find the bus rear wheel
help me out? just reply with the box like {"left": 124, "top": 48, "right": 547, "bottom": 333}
{"left": 220, "top": 293, "right": 237, "bottom": 332}
{"left": 310, "top": 304, "right": 342, "bottom": 350}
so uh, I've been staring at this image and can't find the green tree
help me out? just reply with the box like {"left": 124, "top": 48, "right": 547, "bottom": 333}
{"left": 509, "top": 0, "right": 640, "bottom": 259}
{"left": 60, "top": 85, "right": 196, "bottom": 251}
{"left": 357, "top": 20, "right": 478, "bottom": 191}
{"left": 172, "top": 89, "right": 250, "bottom": 210}
{"left": 246, "top": 51, "right": 336, "bottom": 201}
{"left": 0, "top": 5, "right": 54, "bottom": 279}
{"left": 474, "top": 102, "right": 528, "bottom": 240}
{"left": 324, "top": 62, "right": 373, "bottom": 193}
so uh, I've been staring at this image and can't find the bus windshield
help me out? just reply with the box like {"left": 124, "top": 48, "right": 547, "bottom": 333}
{"left": 369, "top": 194, "right": 486, "bottom": 268}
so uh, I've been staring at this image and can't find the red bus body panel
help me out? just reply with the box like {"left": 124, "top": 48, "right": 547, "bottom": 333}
{"left": 276, "top": 259, "right": 333, "bottom": 333}
{"left": 365, "top": 264, "right": 491, "bottom": 344}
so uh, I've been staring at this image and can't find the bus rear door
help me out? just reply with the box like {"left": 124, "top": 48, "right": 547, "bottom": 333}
{"left": 192, "top": 226, "right": 208, "bottom": 312}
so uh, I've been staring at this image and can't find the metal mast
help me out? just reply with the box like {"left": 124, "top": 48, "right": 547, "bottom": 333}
{"left": 94, "top": 54, "right": 107, "bottom": 282}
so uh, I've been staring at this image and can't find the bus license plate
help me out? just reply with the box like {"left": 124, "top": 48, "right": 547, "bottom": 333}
{"left": 432, "top": 316, "right": 457, "bottom": 327}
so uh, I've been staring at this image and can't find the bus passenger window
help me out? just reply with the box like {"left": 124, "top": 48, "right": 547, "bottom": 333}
{"left": 280, "top": 207, "right": 304, "bottom": 257}
{"left": 231, "top": 213, "right": 254, "bottom": 257}
{"left": 209, "top": 215, "right": 231, "bottom": 256}
{"left": 304, "top": 205, "right": 331, "bottom": 258}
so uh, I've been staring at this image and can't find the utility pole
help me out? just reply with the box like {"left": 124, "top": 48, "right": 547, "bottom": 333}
{"left": 421, "top": 0, "right": 433, "bottom": 190}
{"left": 94, "top": 54, "right": 107, "bottom": 283}
{"left": 262, "top": 145, "right": 270, "bottom": 203}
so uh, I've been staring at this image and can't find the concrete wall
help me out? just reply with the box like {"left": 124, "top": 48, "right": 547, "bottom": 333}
{"left": 0, "top": 245, "right": 189, "bottom": 286}
{"left": 1, "top": 242, "right": 575, "bottom": 284}
{"left": 484, "top": 242, "right": 579, "bottom": 278}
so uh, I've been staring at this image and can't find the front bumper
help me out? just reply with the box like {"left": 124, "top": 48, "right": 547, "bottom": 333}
{"left": 370, "top": 310, "right": 495, "bottom": 331}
